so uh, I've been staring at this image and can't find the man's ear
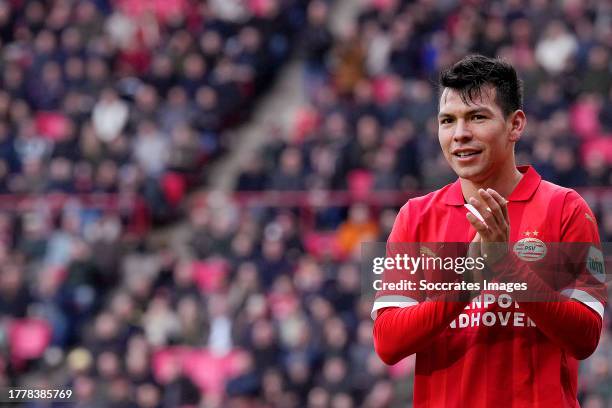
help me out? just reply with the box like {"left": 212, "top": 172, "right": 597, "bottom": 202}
{"left": 508, "top": 110, "right": 526, "bottom": 142}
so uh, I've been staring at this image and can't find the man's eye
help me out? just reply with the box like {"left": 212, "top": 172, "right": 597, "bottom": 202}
{"left": 472, "top": 115, "right": 486, "bottom": 120}
{"left": 440, "top": 118, "right": 453, "bottom": 124}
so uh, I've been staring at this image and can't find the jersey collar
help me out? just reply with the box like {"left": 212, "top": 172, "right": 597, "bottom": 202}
{"left": 443, "top": 165, "right": 541, "bottom": 206}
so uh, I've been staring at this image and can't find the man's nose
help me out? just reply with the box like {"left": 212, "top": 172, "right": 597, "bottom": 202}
{"left": 453, "top": 119, "right": 472, "bottom": 141}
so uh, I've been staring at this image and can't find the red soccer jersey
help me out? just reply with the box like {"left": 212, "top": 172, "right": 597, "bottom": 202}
{"left": 372, "top": 166, "right": 607, "bottom": 407}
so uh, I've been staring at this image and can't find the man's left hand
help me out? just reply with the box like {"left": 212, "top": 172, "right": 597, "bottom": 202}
{"left": 466, "top": 188, "right": 510, "bottom": 265}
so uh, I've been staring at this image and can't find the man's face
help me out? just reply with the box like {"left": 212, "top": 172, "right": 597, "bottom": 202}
{"left": 438, "top": 86, "right": 517, "bottom": 183}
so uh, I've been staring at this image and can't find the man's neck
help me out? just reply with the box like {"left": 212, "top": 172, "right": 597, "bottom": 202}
{"left": 460, "top": 166, "right": 524, "bottom": 203}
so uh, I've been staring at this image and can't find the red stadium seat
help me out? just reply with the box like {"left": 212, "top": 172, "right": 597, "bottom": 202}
{"left": 161, "top": 172, "right": 187, "bottom": 208}
{"left": 35, "top": 112, "right": 70, "bottom": 141}
{"left": 181, "top": 348, "right": 247, "bottom": 396}
{"left": 116, "top": 0, "right": 189, "bottom": 22}
{"left": 192, "top": 259, "right": 229, "bottom": 293}
{"left": 371, "top": 75, "right": 396, "bottom": 105}
{"left": 303, "top": 231, "right": 343, "bottom": 260}
{"left": 347, "top": 169, "right": 374, "bottom": 199}
{"left": 248, "top": 0, "right": 272, "bottom": 17}
{"left": 582, "top": 137, "right": 612, "bottom": 165}
{"left": 570, "top": 97, "right": 602, "bottom": 141}
{"left": 292, "top": 107, "right": 320, "bottom": 143}
{"left": 8, "top": 319, "right": 52, "bottom": 362}
{"left": 151, "top": 346, "right": 191, "bottom": 383}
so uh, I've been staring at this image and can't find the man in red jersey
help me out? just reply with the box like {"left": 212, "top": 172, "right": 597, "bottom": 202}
{"left": 372, "top": 55, "right": 607, "bottom": 407}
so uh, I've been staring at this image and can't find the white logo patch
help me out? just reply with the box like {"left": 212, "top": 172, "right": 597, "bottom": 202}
{"left": 586, "top": 246, "right": 605, "bottom": 282}
{"left": 513, "top": 238, "right": 547, "bottom": 261}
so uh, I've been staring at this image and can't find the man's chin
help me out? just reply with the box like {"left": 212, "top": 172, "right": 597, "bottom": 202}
{"left": 453, "top": 166, "right": 485, "bottom": 181}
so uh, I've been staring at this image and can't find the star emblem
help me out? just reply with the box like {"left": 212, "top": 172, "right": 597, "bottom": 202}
{"left": 532, "top": 231, "right": 538, "bottom": 236}
{"left": 524, "top": 231, "right": 531, "bottom": 236}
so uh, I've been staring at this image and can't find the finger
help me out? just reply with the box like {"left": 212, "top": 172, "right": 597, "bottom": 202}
{"left": 487, "top": 189, "right": 509, "bottom": 222}
{"left": 468, "top": 196, "right": 497, "bottom": 229}
{"left": 467, "top": 232, "right": 481, "bottom": 258}
{"left": 478, "top": 189, "right": 504, "bottom": 226}
{"left": 466, "top": 212, "right": 489, "bottom": 235}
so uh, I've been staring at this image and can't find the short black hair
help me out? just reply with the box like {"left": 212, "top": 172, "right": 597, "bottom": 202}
{"left": 439, "top": 55, "right": 523, "bottom": 117}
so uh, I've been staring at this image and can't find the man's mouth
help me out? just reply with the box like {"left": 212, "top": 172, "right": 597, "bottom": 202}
{"left": 453, "top": 150, "right": 482, "bottom": 158}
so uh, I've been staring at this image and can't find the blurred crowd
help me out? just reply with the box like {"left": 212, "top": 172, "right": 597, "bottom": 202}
{"left": 0, "top": 0, "right": 305, "bottom": 221}
{"left": 0, "top": 0, "right": 611, "bottom": 407}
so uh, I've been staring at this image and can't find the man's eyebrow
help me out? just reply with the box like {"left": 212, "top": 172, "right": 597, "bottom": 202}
{"left": 466, "top": 107, "right": 494, "bottom": 115}
{"left": 437, "top": 107, "right": 494, "bottom": 118}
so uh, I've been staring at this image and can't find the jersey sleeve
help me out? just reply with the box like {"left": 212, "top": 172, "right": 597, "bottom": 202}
{"left": 558, "top": 190, "right": 607, "bottom": 319}
{"left": 371, "top": 203, "right": 472, "bottom": 363}
{"left": 370, "top": 201, "right": 423, "bottom": 320}
{"left": 488, "top": 190, "right": 606, "bottom": 359}
{"left": 371, "top": 200, "right": 477, "bottom": 364}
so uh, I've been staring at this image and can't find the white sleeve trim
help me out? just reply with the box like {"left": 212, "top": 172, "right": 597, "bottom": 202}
{"left": 371, "top": 295, "right": 419, "bottom": 320}
{"left": 561, "top": 288, "right": 605, "bottom": 319}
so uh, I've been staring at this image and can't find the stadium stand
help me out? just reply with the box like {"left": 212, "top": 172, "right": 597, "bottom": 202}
{"left": 0, "top": 0, "right": 610, "bottom": 407}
